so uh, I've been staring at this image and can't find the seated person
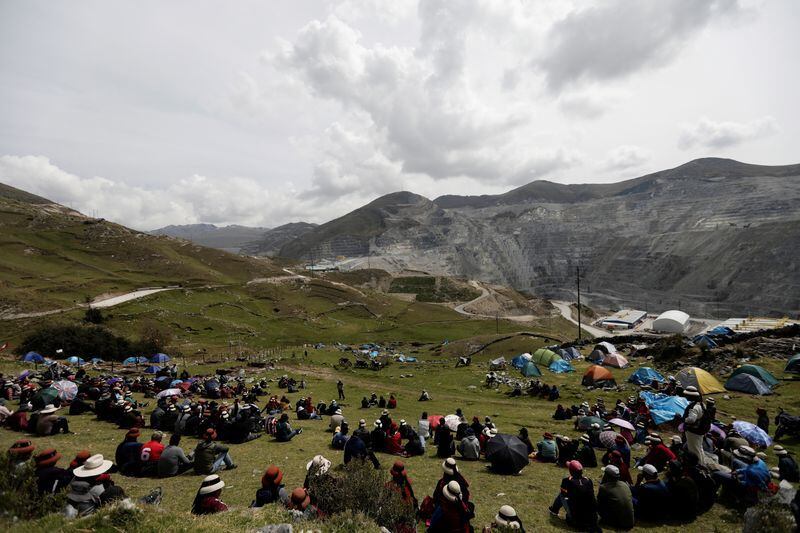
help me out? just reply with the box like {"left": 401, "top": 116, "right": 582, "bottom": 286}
{"left": 191, "top": 474, "right": 229, "bottom": 515}
{"left": 535, "top": 432, "right": 558, "bottom": 463}
{"left": 632, "top": 464, "right": 669, "bottom": 522}
{"left": 457, "top": 428, "right": 481, "bottom": 460}
{"left": 158, "top": 434, "right": 194, "bottom": 478}
{"left": 275, "top": 414, "right": 303, "bottom": 442}
{"left": 251, "top": 465, "right": 289, "bottom": 507}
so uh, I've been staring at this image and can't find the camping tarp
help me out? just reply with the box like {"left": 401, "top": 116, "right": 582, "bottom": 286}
{"left": 708, "top": 326, "right": 735, "bottom": 337}
{"left": 786, "top": 354, "right": 800, "bottom": 374}
{"left": 520, "top": 361, "right": 542, "bottom": 377}
{"left": 602, "top": 353, "right": 629, "bottom": 368}
{"left": 549, "top": 359, "right": 574, "bottom": 373}
{"left": 675, "top": 367, "right": 725, "bottom": 394}
{"left": 730, "top": 364, "right": 779, "bottom": 388}
{"left": 724, "top": 373, "right": 773, "bottom": 395}
{"left": 582, "top": 365, "right": 616, "bottom": 387}
{"left": 511, "top": 355, "right": 530, "bottom": 369}
{"left": 639, "top": 391, "right": 689, "bottom": 426}
{"left": 628, "top": 367, "right": 665, "bottom": 386}
{"left": 530, "top": 348, "right": 561, "bottom": 367}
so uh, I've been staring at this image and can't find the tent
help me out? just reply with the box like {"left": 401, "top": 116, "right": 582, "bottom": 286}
{"left": 66, "top": 356, "right": 85, "bottom": 365}
{"left": 123, "top": 356, "right": 148, "bottom": 365}
{"left": 520, "top": 361, "right": 542, "bottom": 377}
{"left": 511, "top": 354, "right": 531, "bottom": 369}
{"left": 724, "top": 374, "right": 772, "bottom": 395}
{"left": 628, "top": 367, "right": 665, "bottom": 386}
{"left": 582, "top": 365, "right": 616, "bottom": 387}
{"left": 587, "top": 349, "right": 605, "bottom": 364}
{"left": 675, "top": 367, "right": 725, "bottom": 394}
{"left": 639, "top": 391, "right": 689, "bottom": 425}
{"left": 693, "top": 334, "right": 718, "bottom": 349}
{"left": 730, "top": 364, "right": 779, "bottom": 388}
{"left": 22, "top": 352, "right": 44, "bottom": 363}
{"left": 144, "top": 365, "right": 161, "bottom": 374}
{"left": 489, "top": 357, "right": 507, "bottom": 370}
{"left": 549, "top": 360, "right": 574, "bottom": 374}
{"left": 602, "top": 353, "right": 629, "bottom": 368}
{"left": 530, "top": 348, "right": 561, "bottom": 367}
{"left": 708, "top": 326, "right": 735, "bottom": 337}
{"left": 151, "top": 353, "right": 171, "bottom": 364}
{"left": 653, "top": 310, "right": 690, "bottom": 333}
{"left": 786, "top": 354, "right": 800, "bottom": 373}
{"left": 561, "top": 347, "right": 582, "bottom": 361}
{"left": 594, "top": 341, "right": 617, "bottom": 354}
{"left": 90, "top": 358, "right": 104, "bottom": 364}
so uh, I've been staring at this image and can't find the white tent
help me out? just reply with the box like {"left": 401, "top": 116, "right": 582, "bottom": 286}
{"left": 653, "top": 310, "right": 690, "bottom": 333}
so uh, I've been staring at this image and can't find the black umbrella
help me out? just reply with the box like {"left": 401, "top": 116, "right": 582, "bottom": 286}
{"left": 486, "top": 434, "right": 529, "bottom": 474}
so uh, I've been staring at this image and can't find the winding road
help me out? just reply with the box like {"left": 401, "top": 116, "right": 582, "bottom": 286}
{"left": 550, "top": 300, "right": 608, "bottom": 338}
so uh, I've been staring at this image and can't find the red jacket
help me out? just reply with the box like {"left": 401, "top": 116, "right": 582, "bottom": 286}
{"left": 195, "top": 495, "right": 228, "bottom": 515}
{"left": 642, "top": 443, "right": 676, "bottom": 471}
{"left": 385, "top": 431, "right": 405, "bottom": 455}
{"left": 141, "top": 440, "right": 165, "bottom": 462}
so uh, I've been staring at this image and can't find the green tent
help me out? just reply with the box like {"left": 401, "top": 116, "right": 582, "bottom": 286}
{"left": 520, "top": 361, "right": 542, "bottom": 377}
{"left": 531, "top": 348, "right": 562, "bottom": 367}
{"left": 786, "top": 354, "right": 800, "bottom": 373}
{"left": 730, "top": 364, "right": 779, "bottom": 388}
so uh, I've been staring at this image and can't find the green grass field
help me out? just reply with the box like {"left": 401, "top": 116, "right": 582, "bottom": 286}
{"left": 2, "top": 345, "right": 798, "bottom": 532}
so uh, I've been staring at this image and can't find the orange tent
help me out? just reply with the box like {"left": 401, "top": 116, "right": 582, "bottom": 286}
{"left": 582, "top": 365, "right": 616, "bottom": 386}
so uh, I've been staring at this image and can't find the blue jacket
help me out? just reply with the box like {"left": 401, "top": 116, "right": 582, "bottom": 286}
{"left": 344, "top": 435, "right": 367, "bottom": 464}
{"left": 738, "top": 459, "right": 770, "bottom": 490}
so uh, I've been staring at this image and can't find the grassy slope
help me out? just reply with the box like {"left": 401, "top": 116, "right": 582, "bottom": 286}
{"left": 2, "top": 348, "right": 798, "bottom": 532}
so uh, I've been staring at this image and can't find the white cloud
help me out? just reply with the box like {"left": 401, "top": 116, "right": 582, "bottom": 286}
{"left": 602, "top": 145, "right": 651, "bottom": 171}
{"left": 537, "top": 0, "right": 743, "bottom": 91}
{"left": 678, "top": 116, "right": 779, "bottom": 150}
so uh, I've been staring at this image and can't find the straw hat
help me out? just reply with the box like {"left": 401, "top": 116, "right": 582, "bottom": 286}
{"left": 198, "top": 474, "right": 225, "bottom": 495}
{"left": 638, "top": 464, "right": 658, "bottom": 477}
{"left": 73, "top": 454, "right": 113, "bottom": 478}
{"left": 734, "top": 445, "right": 756, "bottom": 461}
{"left": 40, "top": 404, "right": 60, "bottom": 414}
{"left": 262, "top": 465, "right": 283, "bottom": 487}
{"left": 306, "top": 455, "right": 331, "bottom": 475}
{"left": 603, "top": 465, "right": 620, "bottom": 478}
{"left": 671, "top": 435, "right": 682, "bottom": 445}
{"left": 8, "top": 439, "right": 35, "bottom": 456}
{"left": 34, "top": 448, "right": 61, "bottom": 468}
{"left": 580, "top": 434, "right": 590, "bottom": 444}
{"left": 442, "top": 457, "right": 458, "bottom": 475}
{"left": 288, "top": 487, "right": 310, "bottom": 510}
{"left": 443, "top": 480, "right": 462, "bottom": 502}
{"left": 683, "top": 386, "right": 701, "bottom": 399}
{"left": 774, "top": 445, "right": 789, "bottom": 456}
{"left": 494, "top": 505, "right": 520, "bottom": 528}
{"left": 359, "top": 419, "right": 366, "bottom": 427}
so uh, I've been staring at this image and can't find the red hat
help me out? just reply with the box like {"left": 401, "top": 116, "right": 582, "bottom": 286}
{"left": 126, "top": 428, "right": 140, "bottom": 439}
{"left": 544, "top": 432, "right": 554, "bottom": 439}
{"left": 34, "top": 448, "right": 61, "bottom": 468}
{"left": 288, "top": 488, "right": 310, "bottom": 510}
{"left": 261, "top": 465, "right": 284, "bottom": 487}
{"left": 205, "top": 428, "right": 217, "bottom": 440}
{"left": 391, "top": 460, "right": 407, "bottom": 478}
{"left": 9, "top": 439, "right": 35, "bottom": 456}
{"left": 70, "top": 450, "right": 91, "bottom": 469}
{"left": 567, "top": 460, "right": 583, "bottom": 476}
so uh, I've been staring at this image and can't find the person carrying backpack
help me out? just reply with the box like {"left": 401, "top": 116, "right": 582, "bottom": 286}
{"left": 682, "top": 386, "right": 709, "bottom": 466}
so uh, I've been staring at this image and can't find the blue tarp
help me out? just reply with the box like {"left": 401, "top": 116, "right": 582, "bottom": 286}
{"left": 693, "top": 335, "right": 718, "bottom": 348}
{"left": 151, "top": 353, "right": 170, "bottom": 363}
{"left": 511, "top": 355, "right": 529, "bottom": 369}
{"left": 397, "top": 356, "right": 417, "bottom": 363}
{"left": 144, "top": 365, "right": 161, "bottom": 374}
{"left": 708, "top": 326, "right": 734, "bottom": 337}
{"left": 628, "top": 367, "right": 666, "bottom": 385}
{"left": 639, "top": 391, "right": 689, "bottom": 426}
{"left": 66, "top": 356, "right": 85, "bottom": 365}
{"left": 549, "top": 359, "right": 574, "bottom": 373}
{"left": 22, "top": 352, "right": 44, "bottom": 363}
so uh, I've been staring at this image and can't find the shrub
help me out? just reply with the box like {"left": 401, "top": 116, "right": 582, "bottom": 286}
{"left": 307, "top": 462, "right": 416, "bottom": 532}
{"left": 0, "top": 452, "right": 66, "bottom": 521}
{"left": 84, "top": 308, "right": 105, "bottom": 324}
{"left": 742, "top": 498, "right": 796, "bottom": 532}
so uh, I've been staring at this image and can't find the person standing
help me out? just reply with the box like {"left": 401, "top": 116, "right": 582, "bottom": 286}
{"left": 681, "top": 386, "right": 707, "bottom": 466}
{"left": 337, "top": 380, "right": 345, "bottom": 400}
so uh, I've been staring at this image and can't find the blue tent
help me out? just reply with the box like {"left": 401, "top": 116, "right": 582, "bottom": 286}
{"left": 561, "top": 347, "right": 581, "bottom": 361}
{"left": 640, "top": 391, "right": 689, "bottom": 425}
{"left": 708, "top": 326, "right": 734, "bottom": 337}
{"left": 520, "top": 361, "right": 542, "bottom": 377}
{"left": 66, "top": 356, "right": 85, "bottom": 365}
{"left": 511, "top": 355, "right": 529, "bottom": 369}
{"left": 725, "top": 374, "right": 772, "bottom": 395}
{"left": 549, "top": 360, "right": 574, "bottom": 373}
{"left": 151, "top": 353, "right": 170, "bottom": 363}
{"left": 693, "top": 335, "right": 718, "bottom": 349}
{"left": 628, "top": 367, "right": 666, "bottom": 386}
{"left": 22, "top": 351, "right": 44, "bottom": 363}
{"left": 170, "top": 379, "right": 184, "bottom": 387}
{"left": 123, "top": 357, "right": 139, "bottom": 365}
{"left": 144, "top": 365, "right": 161, "bottom": 374}
{"left": 587, "top": 349, "right": 605, "bottom": 364}
{"left": 90, "top": 358, "right": 104, "bottom": 364}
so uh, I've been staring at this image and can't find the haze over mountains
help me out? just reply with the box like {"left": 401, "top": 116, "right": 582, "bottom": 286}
{"left": 152, "top": 222, "right": 318, "bottom": 255}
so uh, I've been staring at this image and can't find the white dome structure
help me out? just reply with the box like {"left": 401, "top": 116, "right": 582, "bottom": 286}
{"left": 653, "top": 310, "right": 690, "bottom": 333}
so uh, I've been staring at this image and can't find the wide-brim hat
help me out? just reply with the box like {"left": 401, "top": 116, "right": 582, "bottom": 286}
{"left": 198, "top": 474, "right": 225, "bottom": 495}
{"left": 35, "top": 448, "right": 61, "bottom": 467}
{"left": 9, "top": 439, "right": 35, "bottom": 455}
{"left": 443, "top": 480, "right": 462, "bottom": 502}
{"left": 580, "top": 434, "right": 590, "bottom": 443}
{"left": 40, "top": 404, "right": 60, "bottom": 414}
{"left": 359, "top": 419, "right": 366, "bottom": 427}
{"left": 495, "top": 505, "right": 518, "bottom": 527}
{"left": 603, "top": 465, "right": 620, "bottom": 478}
{"left": 734, "top": 445, "right": 756, "bottom": 461}
{"left": 391, "top": 460, "right": 407, "bottom": 478}
{"left": 638, "top": 464, "right": 658, "bottom": 477}
{"left": 683, "top": 386, "right": 701, "bottom": 399}
{"left": 73, "top": 454, "right": 113, "bottom": 478}
{"left": 67, "top": 480, "right": 95, "bottom": 502}
{"left": 289, "top": 487, "right": 310, "bottom": 510}
{"left": 442, "top": 457, "right": 457, "bottom": 475}
{"left": 335, "top": 409, "right": 342, "bottom": 415}
{"left": 306, "top": 455, "right": 331, "bottom": 475}
{"left": 774, "top": 445, "right": 789, "bottom": 456}
{"left": 262, "top": 465, "right": 284, "bottom": 487}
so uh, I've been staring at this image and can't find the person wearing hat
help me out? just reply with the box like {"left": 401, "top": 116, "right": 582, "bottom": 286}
{"left": 115, "top": 428, "right": 143, "bottom": 476}
{"left": 775, "top": 446, "right": 800, "bottom": 482}
{"left": 712, "top": 444, "right": 770, "bottom": 506}
{"left": 418, "top": 389, "right": 431, "bottom": 401}
{"left": 548, "top": 460, "right": 598, "bottom": 531}
{"left": 428, "top": 480, "right": 473, "bottom": 532}
{"left": 632, "top": 464, "right": 668, "bottom": 522}
{"left": 486, "top": 505, "right": 525, "bottom": 532}
{"left": 607, "top": 449, "right": 633, "bottom": 485}
{"left": 669, "top": 434, "right": 684, "bottom": 456}
{"left": 68, "top": 450, "right": 92, "bottom": 474}
{"left": 284, "top": 487, "right": 320, "bottom": 520}
{"left": 35, "top": 404, "right": 70, "bottom": 436}
{"left": 149, "top": 399, "right": 166, "bottom": 430}
{"left": 535, "top": 432, "right": 558, "bottom": 463}
{"left": 6, "top": 402, "right": 30, "bottom": 431}
{"left": 379, "top": 409, "right": 392, "bottom": 433}
{"left": 385, "top": 422, "right": 406, "bottom": 456}
{"left": 681, "top": 385, "right": 708, "bottom": 466}
{"left": 387, "top": 394, "right": 397, "bottom": 409}
{"left": 8, "top": 439, "right": 35, "bottom": 476}
{"left": 64, "top": 479, "right": 101, "bottom": 517}
{"left": 158, "top": 433, "right": 194, "bottom": 478}
{"left": 331, "top": 422, "right": 350, "bottom": 450}
{"left": 637, "top": 434, "right": 676, "bottom": 472}
{"left": 344, "top": 428, "right": 381, "bottom": 469}
{"left": 353, "top": 418, "right": 372, "bottom": 447}
{"left": 251, "top": 465, "right": 289, "bottom": 507}
{"left": 73, "top": 454, "right": 125, "bottom": 505}
{"left": 433, "top": 458, "right": 471, "bottom": 506}
{"left": 34, "top": 448, "right": 71, "bottom": 495}
{"left": 556, "top": 435, "right": 578, "bottom": 467}
{"left": 458, "top": 427, "right": 481, "bottom": 460}
{"left": 371, "top": 419, "right": 386, "bottom": 452}
{"left": 329, "top": 408, "right": 345, "bottom": 433}
{"left": 68, "top": 392, "right": 94, "bottom": 416}
{"left": 597, "top": 464, "right": 634, "bottom": 530}
{"left": 575, "top": 434, "right": 598, "bottom": 468}
{"left": 191, "top": 474, "right": 228, "bottom": 515}
{"left": 665, "top": 460, "right": 699, "bottom": 523}
{"left": 194, "top": 428, "right": 237, "bottom": 474}
{"left": 275, "top": 413, "right": 303, "bottom": 442}
{"left": 387, "top": 461, "right": 418, "bottom": 510}
{"left": 303, "top": 454, "right": 332, "bottom": 489}
{"left": 517, "top": 428, "right": 534, "bottom": 455}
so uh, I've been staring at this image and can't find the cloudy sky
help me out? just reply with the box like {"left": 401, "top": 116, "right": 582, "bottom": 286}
{"left": 0, "top": 0, "right": 797, "bottom": 230}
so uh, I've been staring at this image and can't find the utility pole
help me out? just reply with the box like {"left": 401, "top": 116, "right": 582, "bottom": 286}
{"left": 576, "top": 266, "right": 582, "bottom": 341}
{"left": 495, "top": 312, "right": 499, "bottom": 335}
